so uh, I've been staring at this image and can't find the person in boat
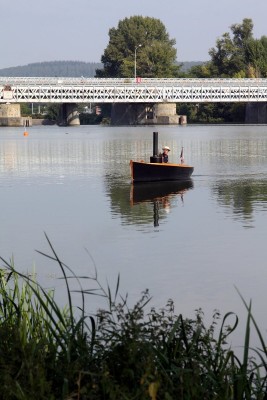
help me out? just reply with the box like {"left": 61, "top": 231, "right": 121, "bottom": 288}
{"left": 160, "top": 146, "right": 170, "bottom": 163}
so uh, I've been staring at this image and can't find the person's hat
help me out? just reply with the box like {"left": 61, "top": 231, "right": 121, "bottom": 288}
{"left": 162, "top": 146, "right": 170, "bottom": 151}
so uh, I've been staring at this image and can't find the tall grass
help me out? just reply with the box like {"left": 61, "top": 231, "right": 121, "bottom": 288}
{"left": 0, "top": 237, "right": 267, "bottom": 399}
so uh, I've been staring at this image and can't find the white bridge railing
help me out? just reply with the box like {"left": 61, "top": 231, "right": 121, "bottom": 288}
{"left": 1, "top": 77, "right": 267, "bottom": 103}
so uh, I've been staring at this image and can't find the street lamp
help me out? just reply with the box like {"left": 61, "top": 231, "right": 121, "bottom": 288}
{"left": 134, "top": 44, "right": 142, "bottom": 82}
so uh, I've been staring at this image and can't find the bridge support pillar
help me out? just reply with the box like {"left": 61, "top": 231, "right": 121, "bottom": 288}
{"left": 59, "top": 103, "right": 80, "bottom": 126}
{"left": 111, "top": 103, "right": 179, "bottom": 125}
{"left": 245, "top": 102, "right": 267, "bottom": 123}
{"left": 0, "top": 103, "right": 32, "bottom": 127}
{"left": 154, "top": 103, "right": 179, "bottom": 124}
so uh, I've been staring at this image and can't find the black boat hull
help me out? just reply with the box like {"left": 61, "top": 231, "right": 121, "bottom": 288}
{"left": 130, "top": 160, "right": 194, "bottom": 183}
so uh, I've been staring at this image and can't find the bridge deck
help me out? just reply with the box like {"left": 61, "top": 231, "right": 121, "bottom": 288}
{"left": 1, "top": 78, "right": 267, "bottom": 103}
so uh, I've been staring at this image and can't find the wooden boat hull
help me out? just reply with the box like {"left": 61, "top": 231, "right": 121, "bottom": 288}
{"left": 130, "top": 160, "right": 194, "bottom": 183}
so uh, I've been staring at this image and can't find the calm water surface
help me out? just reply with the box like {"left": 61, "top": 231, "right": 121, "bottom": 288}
{"left": 1, "top": 124, "right": 267, "bottom": 344}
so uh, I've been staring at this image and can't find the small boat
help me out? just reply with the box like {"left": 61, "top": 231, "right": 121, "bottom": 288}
{"left": 130, "top": 132, "right": 194, "bottom": 183}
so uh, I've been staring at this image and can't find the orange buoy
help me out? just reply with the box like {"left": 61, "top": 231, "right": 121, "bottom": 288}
{"left": 23, "top": 131, "right": 29, "bottom": 136}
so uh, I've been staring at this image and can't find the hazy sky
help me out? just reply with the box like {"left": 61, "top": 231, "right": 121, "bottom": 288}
{"left": 1, "top": 0, "right": 267, "bottom": 69}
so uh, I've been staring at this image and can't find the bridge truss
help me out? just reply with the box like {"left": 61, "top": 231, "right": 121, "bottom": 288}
{"left": 1, "top": 78, "right": 267, "bottom": 103}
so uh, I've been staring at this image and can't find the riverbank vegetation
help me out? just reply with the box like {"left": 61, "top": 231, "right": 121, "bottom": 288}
{"left": 1, "top": 237, "right": 267, "bottom": 399}
{"left": 177, "top": 18, "right": 267, "bottom": 123}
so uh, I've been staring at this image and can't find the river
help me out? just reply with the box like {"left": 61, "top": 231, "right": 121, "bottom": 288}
{"left": 0, "top": 124, "right": 267, "bottom": 346}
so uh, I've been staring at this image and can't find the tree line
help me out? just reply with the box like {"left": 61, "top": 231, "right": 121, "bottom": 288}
{"left": 0, "top": 60, "right": 202, "bottom": 77}
{"left": 95, "top": 16, "right": 267, "bottom": 123}
{"left": 3, "top": 17, "right": 266, "bottom": 123}
{"left": 185, "top": 18, "right": 267, "bottom": 122}
{"left": 96, "top": 17, "right": 267, "bottom": 80}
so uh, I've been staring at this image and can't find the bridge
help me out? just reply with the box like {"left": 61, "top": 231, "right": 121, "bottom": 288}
{"left": 1, "top": 77, "right": 267, "bottom": 103}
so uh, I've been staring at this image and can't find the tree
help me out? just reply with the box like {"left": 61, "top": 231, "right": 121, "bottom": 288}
{"left": 95, "top": 16, "right": 180, "bottom": 78}
{"left": 207, "top": 18, "right": 267, "bottom": 78}
{"left": 245, "top": 36, "right": 267, "bottom": 77}
{"left": 20, "top": 103, "right": 31, "bottom": 116}
{"left": 44, "top": 104, "right": 61, "bottom": 121}
{"left": 187, "top": 62, "right": 213, "bottom": 78}
{"left": 185, "top": 18, "right": 266, "bottom": 123}
{"left": 208, "top": 18, "right": 254, "bottom": 77}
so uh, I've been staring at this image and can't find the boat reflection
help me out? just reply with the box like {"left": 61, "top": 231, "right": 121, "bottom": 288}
{"left": 130, "top": 180, "right": 193, "bottom": 227}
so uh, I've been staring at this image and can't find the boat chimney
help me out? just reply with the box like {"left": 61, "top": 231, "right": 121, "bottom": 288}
{"left": 150, "top": 131, "right": 162, "bottom": 163}
{"left": 153, "top": 131, "right": 158, "bottom": 156}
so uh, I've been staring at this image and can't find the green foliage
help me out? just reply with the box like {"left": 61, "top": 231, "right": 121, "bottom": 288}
{"left": 20, "top": 103, "right": 32, "bottom": 116}
{"left": 183, "top": 17, "right": 267, "bottom": 81}
{"left": 0, "top": 238, "right": 93, "bottom": 399}
{"left": 1, "top": 237, "right": 267, "bottom": 398}
{"left": 96, "top": 16, "right": 180, "bottom": 78}
{"left": 206, "top": 18, "right": 267, "bottom": 79}
{"left": 184, "top": 18, "right": 267, "bottom": 123}
{"left": 187, "top": 62, "right": 213, "bottom": 78}
{"left": 180, "top": 61, "right": 206, "bottom": 73}
{"left": 44, "top": 104, "right": 61, "bottom": 121}
{"left": 245, "top": 36, "right": 267, "bottom": 77}
{"left": 208, "top": 18, "right": 254, "bottom": 77}
{"left": 177, "top": 102, "right": 246, "bottom": 124}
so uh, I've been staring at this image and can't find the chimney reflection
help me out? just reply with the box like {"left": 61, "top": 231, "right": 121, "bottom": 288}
{"left": 130, "top": 180, "right": 193, "bottom": 226}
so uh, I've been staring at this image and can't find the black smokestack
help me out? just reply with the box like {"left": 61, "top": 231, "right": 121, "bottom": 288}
{"left": 153, "top": 131, "right": 158, "bottom": 156}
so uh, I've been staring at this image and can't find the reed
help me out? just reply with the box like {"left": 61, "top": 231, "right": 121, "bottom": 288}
{"left": 0, "top": 238, "right": 267, "bottom": 399}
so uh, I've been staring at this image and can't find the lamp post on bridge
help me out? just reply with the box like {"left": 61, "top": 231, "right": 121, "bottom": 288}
{"left": 134, "top": 44, "right": 142, "bottom": 82}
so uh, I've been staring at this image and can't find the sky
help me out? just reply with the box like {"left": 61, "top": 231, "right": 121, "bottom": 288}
{"left": 1, "top": 0, "right": 267, "bottom": 69}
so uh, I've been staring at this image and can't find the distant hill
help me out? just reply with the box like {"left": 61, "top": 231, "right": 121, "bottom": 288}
{"left": 0, "top": 61, "right": 103, "bottom": 77}
{"left": 180, "top": 61, "right": 206, "bottom": 72}
{"left": 0, "top": 60, "right": 205, "bottom": 77}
